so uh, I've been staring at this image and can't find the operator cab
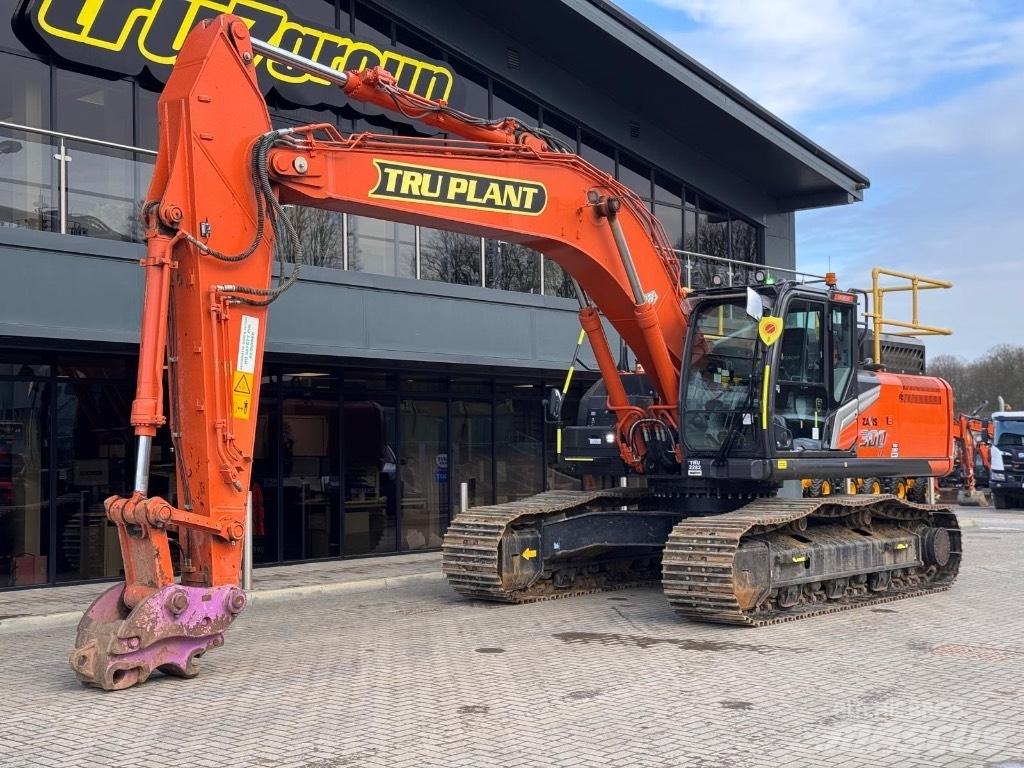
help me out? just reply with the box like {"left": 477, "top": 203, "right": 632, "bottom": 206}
{"left": 679, "top": 282, "right": 860, "bottom": 482}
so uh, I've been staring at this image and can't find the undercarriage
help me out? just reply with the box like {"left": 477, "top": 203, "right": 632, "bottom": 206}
{"left": 442, "top": 489, "right": 960, "bottom": 623}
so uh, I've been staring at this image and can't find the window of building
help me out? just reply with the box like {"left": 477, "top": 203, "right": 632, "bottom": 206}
{"left": 345, "top": 369, "right": 398, "bottom": 391}
{"left": 617, "top": 151, "right": 652, "bottom": 199}
{"left": 447, "top": 57, "right": 489, "bottom": 119}
{"left": 347, "top": 216, "right": 416, "bottom": 277}
{"left": 539, "top": 108, "right": 578, "bottom": 153}
{"left": 400, "top": 375, "right": 448, "bottom": 394}
{"left": 580, "top": 131, "right": 615, "bottom": 175}
{"left": 697, "top": 196, "right": 730, "bottom": 259}
{"left": 135, "top": 86, "right": 159, "bottom": 150}
{"left": 683, "top": 205, "right": 697, "bottom": 253}
{"left": 0, "top": 352, "right": 576, "bottom": 586}
{"left": 731, "top": 216, "right": 759, "bottom": 263}
{"left": 654, "top": 204, "right": 683, "bottom": 251}
{"left": 486, "top": 240, "right": 540, "bottom": 294}
{"left": 654, "top": 173, "right": 682, "bottom": 206}
{"left": 56, "top": 71, "right": 132, "bottom": 144}
{"left": 0, "top": 351, "right": 49, "bottom": 377}
{"left": 495, "top": 382, "right": 544, "bottom": 503}
{"left": 543, "top": 257, "right": 576, "bottom": 298}
{"left": 280, "top": 206, "right": 345, "bottom": 269}
{"left": 451, "top": 377, "right": 491, "bottom": 396}
{"left": 419, "top": 229, "right": 483, "bottom": 286}
{"left": 53, "top": 71, "right": 136, "bottom": 242}
{"left": 451, "top": 399, "right": 493, "bottom": 508}
{"left": 252, "top": 372, "right": 281, "bottom": 564}
{"left": 0, "top": 8, "right": 31, "bottom": 56}
{"left": 0, "top": 51, "right": 48, "bottom": 127}
{"left": 281, "top": 370, "right": 340, "bottom": 561}
{"left": 492, "top": 81, "right": 538, "bottom": 125}
{"left": 53, "top": 375, "right": 135, "bottom": 582}
{"left": 343, "top": 395, "right": 398, "bottom": 556}
{"left": 0, "top": 53, "right": 52, "bottom": 233}
{"left": 353, "top": 1, "right": 392, "bottom": 48}
{"left": 398, "top": 398, "right": 447, "bottom": 550}
{"left": 0, "top": 377, "right": 50, "bottom": 586}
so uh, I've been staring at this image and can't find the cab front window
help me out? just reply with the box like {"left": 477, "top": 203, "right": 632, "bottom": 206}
{"left": 682, "top": 299, "right": 758, "bottom": 453}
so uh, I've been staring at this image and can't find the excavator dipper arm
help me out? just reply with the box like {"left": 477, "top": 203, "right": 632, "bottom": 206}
{"left": 70, "top": 15, "right": 691, "bottom": 689}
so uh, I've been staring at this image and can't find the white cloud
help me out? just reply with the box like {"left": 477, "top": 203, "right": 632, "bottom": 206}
{"left": 651, "top": 0, "right": 1024, "bottom": 121}
{"left": 639, "top": 0, "right": 1024, "bottom": 359}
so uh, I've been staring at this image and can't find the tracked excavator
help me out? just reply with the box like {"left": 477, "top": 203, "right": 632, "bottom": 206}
{"left": 69, "top": 15, "right": 961, "bottom": 691}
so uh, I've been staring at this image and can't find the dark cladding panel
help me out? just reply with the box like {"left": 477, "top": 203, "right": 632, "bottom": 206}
{"left": 0, "top": 230, "right": 601, "bottom": 372}
{"left": 0, "top": 231, "right": 142, "bottom": 344}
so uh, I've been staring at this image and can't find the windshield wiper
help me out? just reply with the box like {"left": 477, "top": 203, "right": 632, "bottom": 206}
{"left": 712, "top": 370, "right": 761, "bottom": 465}
{"left": 713, "top": 411, "right": 744, "bottom": 465}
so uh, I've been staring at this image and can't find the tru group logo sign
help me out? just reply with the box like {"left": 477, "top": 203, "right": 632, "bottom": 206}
{"left": 15, "top": 0, "right": 455, "bottom": 107}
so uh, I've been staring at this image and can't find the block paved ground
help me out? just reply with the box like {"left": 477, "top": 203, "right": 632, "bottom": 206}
{"left": 0, "top": 507, "right": 1022, "bottom": 768}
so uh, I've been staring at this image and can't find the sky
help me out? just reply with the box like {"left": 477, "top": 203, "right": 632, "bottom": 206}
{"left": 615, "top": 0, "right": 1024, "bottom": 360}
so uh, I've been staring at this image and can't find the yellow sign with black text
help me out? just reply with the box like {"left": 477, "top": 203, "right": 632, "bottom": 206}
{"left": 369, "top": 160, "right": 548, "bottom": 215}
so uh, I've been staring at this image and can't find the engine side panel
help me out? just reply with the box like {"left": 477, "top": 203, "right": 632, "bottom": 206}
{"left": 837, "top": 371, "right": 953, "bottom": 473}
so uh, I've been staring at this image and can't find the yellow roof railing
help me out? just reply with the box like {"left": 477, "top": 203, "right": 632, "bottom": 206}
{"left": 866, "top": 267, "right": 953, "bottom": 364}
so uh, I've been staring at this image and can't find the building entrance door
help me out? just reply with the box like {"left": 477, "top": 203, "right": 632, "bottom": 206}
{"left": 399, "top": 399, "right": 448, "bottom": 550}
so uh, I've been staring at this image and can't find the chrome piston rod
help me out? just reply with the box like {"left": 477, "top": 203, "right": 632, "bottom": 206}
{"left": 249, "top": 37, "right": 350, "bottom": 88}
{"left": 134, "top": 435, "right": 152, "bottom": 495}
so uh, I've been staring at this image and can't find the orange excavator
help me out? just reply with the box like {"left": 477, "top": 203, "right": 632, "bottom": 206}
{"left": 944, "top": 410, "right": 993, "bottom": 505}
{"left": 69, "top": 16, "right": 961, "bottom": 690}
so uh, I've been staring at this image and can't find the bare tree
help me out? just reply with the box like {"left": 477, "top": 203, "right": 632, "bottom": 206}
{"left": 930, "top": 345, "right": 1024, "bottom": 414}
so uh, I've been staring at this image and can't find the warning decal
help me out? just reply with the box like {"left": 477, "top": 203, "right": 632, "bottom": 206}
{"left": 232, "top": 372, "right": 254, "bottom": 420}
{"left": 236, "top": 315, "right": 259, "bottom": 374}
{"left": 233, "top": 315, "right": 260, "bottom": 420}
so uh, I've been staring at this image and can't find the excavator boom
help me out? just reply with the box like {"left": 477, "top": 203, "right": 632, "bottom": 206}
{"left": 70, "top": 14, "right": 691, "bottom": 690}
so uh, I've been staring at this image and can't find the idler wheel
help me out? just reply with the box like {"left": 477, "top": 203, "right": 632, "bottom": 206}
{"left": 921, "top": 526, "right": 951, "bottom": 567}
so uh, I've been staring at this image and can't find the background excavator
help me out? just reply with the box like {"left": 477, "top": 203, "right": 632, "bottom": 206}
{"left": 940, "top": 409, "right": 993, "bottom": 506}
{"left": 69, "top": 15, "right": 961, "bottom": 691}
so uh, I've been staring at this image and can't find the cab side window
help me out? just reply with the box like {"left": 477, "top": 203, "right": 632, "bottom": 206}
{"left": 775, "top": 300, "right": 827, "bottom": 447}
{"left": 831, "top": 305, "right": 855, "bottom": 403}
{"left": 779, "top": 300, "right": 824, "bottom": 384}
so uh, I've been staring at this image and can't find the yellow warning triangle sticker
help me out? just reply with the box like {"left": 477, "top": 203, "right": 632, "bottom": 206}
{"left": 233, "top": 373, "right": 252, "bottom": 394}
{"left": 758, "top": 316, "right": 784, "bottom": 347}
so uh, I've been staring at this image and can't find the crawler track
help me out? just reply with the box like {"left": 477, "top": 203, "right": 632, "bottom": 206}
{"left": 444, "top": 490, "right": 960, "bottom": 625}
{"left": 442, "top": 488, "right": 660, "bottom": 602}
{"left": 662, "top": 495, "right": 961, "bottom": 625}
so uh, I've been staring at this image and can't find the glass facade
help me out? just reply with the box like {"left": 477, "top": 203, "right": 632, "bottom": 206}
{"left": 0, "top": 0, "right": 764, "bottom": 293}
{"left": 0, "top": 349, "right": 596, "bottom": 588}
